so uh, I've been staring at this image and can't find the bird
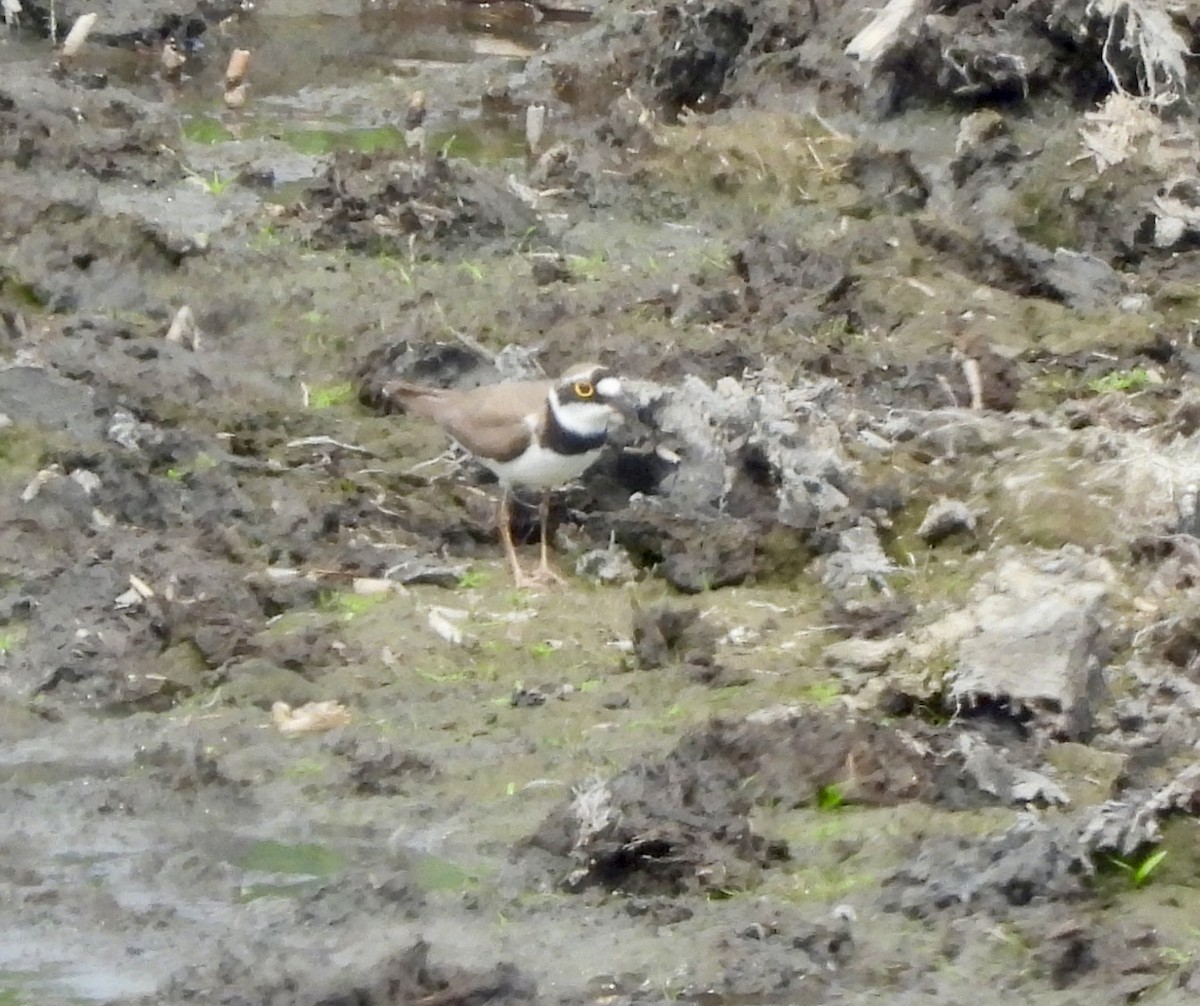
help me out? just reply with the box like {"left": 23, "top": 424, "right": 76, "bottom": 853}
{"left": 387, "top": 363, "right": 630, "bottom": 588}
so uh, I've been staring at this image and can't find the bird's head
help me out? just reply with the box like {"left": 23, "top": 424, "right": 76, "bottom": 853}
{"left": 549, "top": 363, "right": 633, "bottom": 435}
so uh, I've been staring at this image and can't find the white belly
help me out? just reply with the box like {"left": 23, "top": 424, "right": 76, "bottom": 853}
{"left": 483, "top": 444, "right": 602, "bottom": 489}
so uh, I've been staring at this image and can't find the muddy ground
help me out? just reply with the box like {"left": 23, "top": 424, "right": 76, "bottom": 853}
{"left": 6, "top": 0, "right": 1200, "bottom": 1003}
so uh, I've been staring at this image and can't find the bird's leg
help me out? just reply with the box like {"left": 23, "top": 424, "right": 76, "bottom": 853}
{"left": 497, "top": 489, "right": 529, "bottom": 586}
{"left": 497, "top": 489, "right": 567, "bottom": 589}
{"left": 534, "top": 489, "right": 567, "bottom": 584}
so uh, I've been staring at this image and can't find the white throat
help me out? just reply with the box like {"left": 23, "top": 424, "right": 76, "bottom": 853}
{"left": 548, "top": 388, "right": 617, "bottom": 436}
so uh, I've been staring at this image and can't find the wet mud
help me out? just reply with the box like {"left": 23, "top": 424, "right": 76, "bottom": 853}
{"left": 6, "top": 0, "right": 1200, "bottom": 1003}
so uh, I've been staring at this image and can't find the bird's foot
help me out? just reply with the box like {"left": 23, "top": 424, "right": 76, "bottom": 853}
{"left": 513, "top": 562, "right": 568, "bottom": 590}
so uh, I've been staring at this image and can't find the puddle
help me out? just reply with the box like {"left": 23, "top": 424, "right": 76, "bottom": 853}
{"left": 0, "top": 953, "right": 153, "bottom": 1003}
{"left": 85, "top": 5, "right": 582, "bottom": 118}
{"left": 212, "top": 6, "right": 557, "bottom": 95}
{"left": 0, "top": 968, "right": 89, "bottom": 1006}
{"left": 143, "top": 5, "right": 577, "bottom": 182}
{"left": 57, "top": 4, "right": 564, "bottom": 92}
{"left": 406, "top": 851, "right": 481, "bottom": 892}
{"left": 6, "top": 4, "right": 582, "bottom": 188}
{"left": 181, "top": 114, "right": 525, "bottom": 162}
{"left": 235, "top": 838, "right": 346, "bottom": 901}
{"left": 238, "top": 837, "right": 345, "bottom": 874}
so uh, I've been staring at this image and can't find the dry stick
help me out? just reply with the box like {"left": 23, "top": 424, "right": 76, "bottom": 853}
{"left": 405, "top": 89, "right": 426, "bottom": 130}
{"left": 525, "top": 103, "right": 546, "bottom": 162}
{"left": 223, "top": 48, "right": 251, "bottom": 109}
{"left": 224, "top": 47, "right": 250, "bottom": 87}
{"left": 405, "top": 89, "right": 427, "bottom": 155}
{"left": 3, "top": 0, "right": 22, "bottom": 30}
{"left": 57, "top": 11, "right": 96, "bottom": 67}
{"left": 164, "top": 305, "right": 201, "bottom": 350}
{"left": 958, "top": 353, "right": 985, "bottom": 411}
{"left": 161, "top": 39, "right": 186, "bottom": 79}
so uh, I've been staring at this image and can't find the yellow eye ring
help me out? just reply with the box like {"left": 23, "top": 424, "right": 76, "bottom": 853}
{"left": 573, "top": 381, "right": 595, "bottom": 399}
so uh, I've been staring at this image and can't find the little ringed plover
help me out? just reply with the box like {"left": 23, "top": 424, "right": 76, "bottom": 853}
{"left": 388, "top": 363, "right": 630, "bottom": 588}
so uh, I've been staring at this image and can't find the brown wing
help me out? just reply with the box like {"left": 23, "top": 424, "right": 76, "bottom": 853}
{"left": 388, "top": 379, "right": 552, "bottom": 462}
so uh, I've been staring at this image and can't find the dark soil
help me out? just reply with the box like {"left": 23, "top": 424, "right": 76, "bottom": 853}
{"left": 5, "top": 1, "right": 1200, "bottom": 1004}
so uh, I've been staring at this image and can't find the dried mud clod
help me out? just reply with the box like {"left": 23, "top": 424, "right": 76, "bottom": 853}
{"left": 331, "top": 735, "right": 439, "bottom": 796}
{"left": 887, "top": 762, "right": 1200, "bottom": 930}
{"left": 883, "top": 817, "right": 1090, "bottom": 920}
{"left": 301, "top": 150, "right": 544, "bottom": 256}
{"left": 630, "top": 602, "right": 718, "bottom": 670}
{"left": 525, "top": 707, "right": 1048, "bottom": 896}
{"left": 152, "top": 936, "right": 535, "bottom": 1006}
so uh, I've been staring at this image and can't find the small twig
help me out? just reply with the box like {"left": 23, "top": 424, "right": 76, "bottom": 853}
{"left": 1100, "top": 7, "right": 1129, "bottom": 96}
{"left": 405, "top": 447, "right": 469, "bottom": 475}
{"left": 285, "top": 435, "right": 375, "bottom": 455}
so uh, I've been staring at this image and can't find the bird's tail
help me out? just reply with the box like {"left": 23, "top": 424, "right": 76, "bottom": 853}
{"left": 383, "top": 381, "right": 447, "bottom": 419}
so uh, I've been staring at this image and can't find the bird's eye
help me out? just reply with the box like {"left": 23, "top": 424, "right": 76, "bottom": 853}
{"left": 573, "top": 381, "right": 595, "bottom": 399}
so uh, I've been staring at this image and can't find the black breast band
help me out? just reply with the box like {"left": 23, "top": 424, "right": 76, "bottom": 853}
{"left": 542, "top": 405, "right": 607, "bottom": 455}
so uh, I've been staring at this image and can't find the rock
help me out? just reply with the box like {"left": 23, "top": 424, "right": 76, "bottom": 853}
{"left": 155, "top": 937, "right": 534, "bottom": 1006}
{"left": 359, "top": 337, "right": 542, "bottom": 410}
{"left": 891, "top": 409, "right": 1017, "bottom": 460}
{"left": 815, "top": 521, "right": 895, "bottom": 593}
{"left": 660, "top": 520, "right": 758, "bottom": 593}
{"left": 916, "top": 498, "right": 977, "bottom": 545}
{"left": 823, "top": 637, "right": 904, "bottom": 677}
{"left": 945, "top": 549, "right": 1114, "bottom": 738}
{"left": 511, "top": 687, "right": 548, "bottom": 708}
{"left": 0, "top": 365, "right": 104, "bottom": 441}
{"left": 532, "top": 0, "right": 599, "bottom": 19}
{"left": 220, "top": 658, "right": 322, "bottom": 710}
{"left": 1045, "top": 247, "right": 1124, "bottom": 313}
{"left": 792, "top": 909, "right": 856, "bottom": 971}
{"left": 639, "top": 0, "right": 756, "bottom": 119}
{"left": 825, "top": 591, "right": 913, "bottom": 639}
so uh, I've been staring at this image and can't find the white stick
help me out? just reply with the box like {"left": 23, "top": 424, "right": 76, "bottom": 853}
{"left": 60, "top": 12, "right": 96, "bottom": 58}
{"left": 525, "top": 103, "right": 546, "bottom": 157}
